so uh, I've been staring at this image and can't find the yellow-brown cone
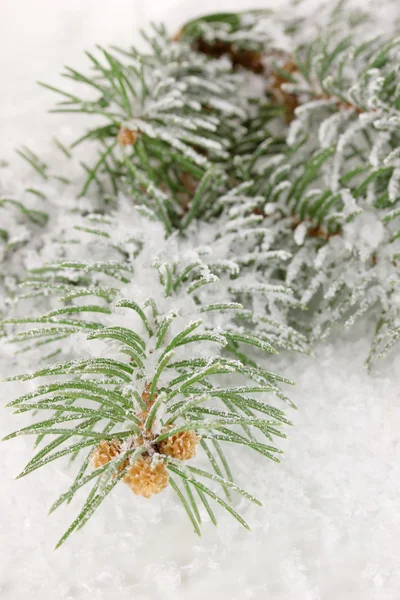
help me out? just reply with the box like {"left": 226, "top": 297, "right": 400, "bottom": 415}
{"left": 158, "top": 428, "right": 200, "bottom": 460}
{"left": 89, "top": 439, "right": 122, "bottom": 469}
{"left": 117, "top": 127, "right": 138, "bottom": 146}
{"left": 123, "top": 456, "right": 169, "bottom": 498}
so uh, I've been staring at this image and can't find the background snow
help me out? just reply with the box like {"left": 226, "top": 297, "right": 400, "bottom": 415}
{"left": 1, "top": 1, "right": 400, "bottom": 599}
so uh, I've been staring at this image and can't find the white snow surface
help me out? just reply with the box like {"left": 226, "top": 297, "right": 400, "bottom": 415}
{"left": 1, "top": 1, "right": 400, "bottom": 599}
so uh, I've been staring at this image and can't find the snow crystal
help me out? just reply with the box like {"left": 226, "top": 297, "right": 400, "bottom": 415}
{"left": 293, "top": 222, "right": 307, "bottom": 246}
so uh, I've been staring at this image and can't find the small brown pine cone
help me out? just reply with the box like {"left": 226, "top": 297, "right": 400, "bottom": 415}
{"left": 90, "top": 439, "right": 122, "bottom": 469}
{"left": 123, "top": 456, "right": 169, "bottom": 498}
{"left": 117, "top": 127, "right": 138, "bottom": 146}
{"left": 158, "top": 428, "right": 200, "bottom": 460}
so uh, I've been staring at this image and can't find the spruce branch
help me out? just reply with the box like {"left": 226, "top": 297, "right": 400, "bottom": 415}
{"left": 40, "top": 25, "right": 252, "bottom": 208}
{"left": 4, "top": 2, "right": 400, "bottom": 550}
{"left": 3, "top": 253, "right": 293, "bottom": 545}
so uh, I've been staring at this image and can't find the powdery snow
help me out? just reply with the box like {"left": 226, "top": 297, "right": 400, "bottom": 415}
{"left": 1, "top": 1, "right": 400, "bottom": 599}
{"left": 2, "top": 329, "right": 399, "bottom": 599}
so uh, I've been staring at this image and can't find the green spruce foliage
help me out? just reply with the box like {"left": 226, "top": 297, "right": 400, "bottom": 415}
{"left": 3, "top": 3, "right": 400, "bottom": 545}
{"left": 4, "top": 235, "right": 294, "bottom": 546}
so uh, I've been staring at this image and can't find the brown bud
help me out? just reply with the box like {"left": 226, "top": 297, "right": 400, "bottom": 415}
{"left": 158, "top": 428, "right": 200, "bottom": 460}
{"left": 89, "top": 439, "right": 122, "bottom": 469}
{"left": 117, "top": 127, "right": 138, "bottom": 146}
{"left": 123, "top": 456, "right": 169, "bottom": 498}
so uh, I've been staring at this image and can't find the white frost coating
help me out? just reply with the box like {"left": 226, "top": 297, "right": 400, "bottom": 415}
{"left": 369, "top": 131, "right": 391, "bottom": 168}
{"left": 343, "top": 211, "right": 386, "bottom": 261}
{"left": 341, "top": 188, "right": 362, "bottom": 219}
{"left": 294, "top": 222, "right": 307, "bottom": 246}
{"left": 388, "top": 167, "right": 400, "bottom": 203}
{"left": 295, "top": 98, "right": 337, "bottom": 117}
{"left": 264, "top": 202, "right": 277, "bottom": 215}
{"left": 383, "top": 146, "right": 400, "bottom": 166}
{"left": 286, "top": 118, "right": 304, "bottom": 147}
{"left": 318, "top": 111, "right": 348, "bottom": 148}
{"left": 314, "top": 245, "right": 329, "bottom": 270}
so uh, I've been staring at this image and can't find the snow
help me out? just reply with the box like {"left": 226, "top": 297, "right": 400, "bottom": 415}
{"left": 1, "top": 1, "right": 400, "bottom": 599}
{"left": 2, "top": 329, "right": 400, "bottom": 599}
